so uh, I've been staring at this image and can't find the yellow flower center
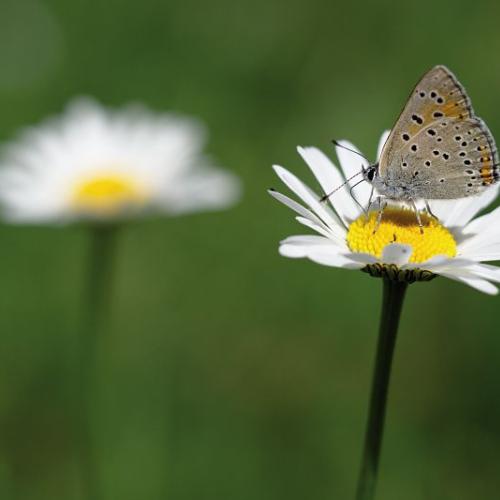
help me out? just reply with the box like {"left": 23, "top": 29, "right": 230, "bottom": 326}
{"left": 346, "top": 208, "right": 457, "bottom": 264}
{"left": 71, "top": 173, "right": 147, "bottom": 216}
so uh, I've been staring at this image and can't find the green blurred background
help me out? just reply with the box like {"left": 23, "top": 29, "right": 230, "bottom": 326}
{"left": 0, "top": 0, "right": 499, "bottom": 498}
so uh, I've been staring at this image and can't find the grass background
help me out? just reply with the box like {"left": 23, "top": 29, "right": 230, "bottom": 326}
{"left": 0, "top": 0, "right": 500, "bottom": 498}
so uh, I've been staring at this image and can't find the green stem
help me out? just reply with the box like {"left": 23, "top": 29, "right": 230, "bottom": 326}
{"left": 355, "top": 277, "right": 408, "bottom": 500}
{"left": 76, "top": 224, "right": 119, "bottom": 500}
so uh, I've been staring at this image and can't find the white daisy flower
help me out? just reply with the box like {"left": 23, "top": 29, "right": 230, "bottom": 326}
{"left": 0, "top": 97, "right": 240, "bottom": 223}
{"left": 270, "top": 131, "right": 500, "bottom": 295}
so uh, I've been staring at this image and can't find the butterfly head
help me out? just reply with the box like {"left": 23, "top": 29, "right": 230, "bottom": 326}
{"left": 363, "top": 163, "right": 379, "bottom": 183}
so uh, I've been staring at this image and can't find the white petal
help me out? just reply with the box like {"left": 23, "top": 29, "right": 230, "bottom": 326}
{"left": 280, "top": 234, "right": 336, "bottom": 245}
{"left": 429, "top": 261, "right": 500, "bottom": 294}
{"left": 408, "top": 256, "right": 474, "bottom": 272}
{"left": 334, "top": 140, "right": 372, "bottom": 207}
{"left": 376, "top": 130, "right": 391, "bottom": 160}
{"left": 465, "top": 186, "right": 500, "bottom": 222}
{"left": 295, "top": 216, "right": 347, "bottom": 246}
{"left": 279, "top": 235, "right": 345, "bottom": 258}
{"left": 439, "top": 272, "right": 498, "bottom": 295}
{"left": 297, "top": 146, "right": 360, "bottom": 223}
{"left": 272, "top": 165, "right": 346, "bottom": 237}
{"left": 466, "top": 263, "right": 500, "bottom": 283}
{"left": 402, "top": 254, "right": 451, "bottom": 270}
{"left": 462, "top": 204, "right": 500, "bottom": 235}
{"left": 343, "top": 252, "right": 378, "bottom": 265}
{"left": 458, "top": 219, "right": 500, "bottom": 260}
{"left": 458, "top": 236, "right": 500, "bottom": 260}
{"left": 424, "top": 199, "right": 455, "bottom": 222}
{"left": 161, "top": 167, "right": 240, "bottom": 214}
{"left": 307, "top": 251, "right": 365, "bottom": 269}
{"left": 429, "top": 186, "right": 499, "bottom": 228}
{"left": 279, "top": 238, "right": 364, "bottom": 269}
{"left": 268, "top": 189, "right": 333, "bottom": 231}
{"left": 380, "top": 243, "right": 412, "bottom": 266}
{"left": 459, "top": 250, "right": 500, "bottom": 262}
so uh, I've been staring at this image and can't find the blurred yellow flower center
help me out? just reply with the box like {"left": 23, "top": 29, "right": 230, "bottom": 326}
{"left": 346, "top": 208, "right": 457, "bottom": 264}
{"left": 72, "top": 173, "right": 146, "bottom": 214}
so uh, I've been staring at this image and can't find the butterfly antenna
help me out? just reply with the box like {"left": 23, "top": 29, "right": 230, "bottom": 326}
{"left": 331, "top": 140, "right": 370, "bottom": 162}
{"left": 320, "top": 170, "right": 364, "bottom": 202}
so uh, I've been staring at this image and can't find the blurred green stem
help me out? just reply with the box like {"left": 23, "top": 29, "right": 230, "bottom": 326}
{"left": 355, "top": 277, "right": 407, "bottom": 500}
{"left": 77, "top": 224, "right": 119, "bottom": 500}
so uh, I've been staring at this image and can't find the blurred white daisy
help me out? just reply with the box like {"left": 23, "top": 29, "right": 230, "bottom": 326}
{"left": 270, "top": 132, "right": 500, "bottom": 294}
{"left": 0, "top": 98, "right": 240, "bottom": 223}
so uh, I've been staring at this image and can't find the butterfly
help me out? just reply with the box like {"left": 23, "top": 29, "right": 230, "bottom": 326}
{"left": 325, "top": 66, "right": 499, "bottom": 228}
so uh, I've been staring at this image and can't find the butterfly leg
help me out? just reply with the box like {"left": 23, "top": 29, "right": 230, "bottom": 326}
{"left": 363, "top": 185, "right": 376, "bottom": 222}
{"left": 409, "top": 199, "right": 424, "bottom": 234}
{"left": 349, "top": 178, "right": 368, "bottom": 214}
{"left": 424, "top": 199, "right": 438, "bottom": 220}
{"left": 364, "top": 184, "right": 375, "bottom": 217}
{"left": 373, "top": 197, "right": 387, "bottom": 234}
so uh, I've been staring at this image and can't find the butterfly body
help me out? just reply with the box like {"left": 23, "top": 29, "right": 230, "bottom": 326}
{"left": 366, "top": 162, "right": 435, "bottom": 201}
{"left": 365, "top": 65, "right": 499, "bottom": 203}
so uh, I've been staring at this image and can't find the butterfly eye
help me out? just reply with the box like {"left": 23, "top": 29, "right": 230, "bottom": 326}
{"left": 366, "top": 166, "right": 377, "bottom": 181}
